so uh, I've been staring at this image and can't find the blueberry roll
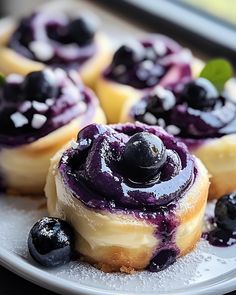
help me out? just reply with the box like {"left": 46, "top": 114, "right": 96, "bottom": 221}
{"left": 122, "top": 67, "right": 236, "bottom": 199}
{"left": 0, "top": 68, "right": 106, "bottom": 195}
{"left": 46, "top": 122, "right": 209, "bottom": 273}
{"left": 0, "top": 10, "right": 110, "bottom": 89}
{"left": 96, "top": 35, "right": 198, "bottom": 123}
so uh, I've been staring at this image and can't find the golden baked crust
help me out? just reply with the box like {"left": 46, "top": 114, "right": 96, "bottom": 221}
{"left": 0, "top": 107, "right": 106, "bottom": 196}
{"left": 192, "top": 134, "right": 236, "bottom": 199}
{"left": 46, "top": 146, "right": 209, "bottom": 272}
{"left": 96, "top": 76, "right": 142, "bottom": 124}
{"left": 0, "top": 22, "right": 111, "bottom": 89}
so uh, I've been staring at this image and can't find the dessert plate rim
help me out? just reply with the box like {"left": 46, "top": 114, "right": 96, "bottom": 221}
{"left": 0, "top": 246, "right": 236, "bottom": 295}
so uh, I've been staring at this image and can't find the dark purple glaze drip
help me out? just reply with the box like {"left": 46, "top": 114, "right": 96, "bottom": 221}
{"left": 131, "top": 84, "right": 236, "bottom": 141}
{"left": 0, "top": 69, "right": 97, "bottom": 147}
{"left": 8, "top": 11, "right": 96, "bottom": 69}
{"left": 104, "top": 35, "right": 192, "bottom": 90}
{"left": 59, "top": 122, "right": 196, "bottom": 211}
{"left": 203, "top": 229, "right": 236, "bottom": 247}
{"left": 58, "top": 122, "right": 198, "bottom": 271}
{"left": 202, "top": 217, "right": 236, "bottom": 247}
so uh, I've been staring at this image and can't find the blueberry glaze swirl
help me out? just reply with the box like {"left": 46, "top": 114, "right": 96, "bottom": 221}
{"left": 104, "top": 35, "right": 191, "bottom": 89}
{"left": 0, "top": 69, "right": 98, "bottom": 147}
{"left": 8, "top": 11, "right": 97, "bottom": 68}
{"left": 59, "top": 122, "right": 196, "bottom": 212}
{"left": 131, "top": 79, "right": 236, "bottom": 140}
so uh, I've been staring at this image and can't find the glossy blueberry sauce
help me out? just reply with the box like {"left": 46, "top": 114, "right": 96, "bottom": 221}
{"left": 104, "top": 35, "right": 192, "bottom": 89}
{"left": 8, "top": 11, "right": 97, "bottom": 69}
{"left": 202, "top": 217, "right": 236, "bottom": 247}
{"left": 131, "top": 84, "right": 236, "bottom": 142}
{"left": 0, "top": 69, "right": 97, "bottom": 148}
{"left": 59, "top": 122, "right": 198, "bottom": 271}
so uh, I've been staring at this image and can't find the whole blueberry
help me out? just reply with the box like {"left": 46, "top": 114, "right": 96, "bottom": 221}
{"left": 123, "top": 132, "right": 166, "bottom": 181}
{"left": 147, "top": 88, "right": 176, "bottom": 116}
{"left": 181, "top": 78, "right": 218, "bottom": 110}
{"left": 112, "top": 43, "right": 144, "bottom": 67}
{"left": 23, "top": 70, "right": 58, "bottom": 102}
{"left": 215, "top": 192, "right": 236, "bottom": 232}
{"left": 68, "top": 16, "right": 96, "bottom": 46}
{"left": 28, "top": 217, "right": 74, "bottom": 267}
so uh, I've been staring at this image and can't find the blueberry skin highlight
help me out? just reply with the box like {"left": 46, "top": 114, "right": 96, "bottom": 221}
{"left": 28, "top": 217, "right": 74, "bottom": 267}
{"left": 181, "top": 77, "right": 218, "bottom": 110}
{"left": 68, "top": 16, "right": 96, "bottom": 46}
{"left": 123, "top": 131, "right": 167, "bottom": 181}
{"left": 23, "top": 70, "right": 58, "bottom": 102}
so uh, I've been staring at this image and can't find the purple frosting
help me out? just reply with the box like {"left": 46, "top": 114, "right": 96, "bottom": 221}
{"left": 8, "top": 11, "right": 97, "bottom": 69}
{"left": 0, "top": 69, "right": 98, "bottom": 148}
{"left": 59, "top": 122, "right": 196, "bottom": 212}
{"left": 104, "top": 35, "right": 192, "bottom": 90}
{"left": 58, "top": 122, "right": 199, "bottom": 271}
{"left": 130, "top": 83, "right": 236, "bottom": 141}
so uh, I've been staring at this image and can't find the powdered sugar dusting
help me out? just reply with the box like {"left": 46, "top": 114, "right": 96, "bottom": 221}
{"left": 0, "top": 197, "right": 235, "bottom": 294}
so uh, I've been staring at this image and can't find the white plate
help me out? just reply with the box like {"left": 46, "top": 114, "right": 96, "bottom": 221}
{"left": 0, "top": 195, "right": 236, "bottom": 295}
{"left": 0, "top": 1, "right": 236, "bottom": 294}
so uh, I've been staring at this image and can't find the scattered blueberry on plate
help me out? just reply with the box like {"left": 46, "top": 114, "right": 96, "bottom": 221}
{"left": 28, "top": 217, "right": 74, "bottom": 267}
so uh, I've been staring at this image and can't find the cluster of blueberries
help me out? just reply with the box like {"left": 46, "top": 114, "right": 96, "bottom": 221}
{"left": 1, "top": 70, "right": 57, "bottom": 104}
{"left": 106, "top": 43, "right": 167, "bottom": 89}
{"left": 13, "top": 15, "right": 96, "bottom": 49}
{"left": 135, "top": 77, "right": 221, "bottom": 127}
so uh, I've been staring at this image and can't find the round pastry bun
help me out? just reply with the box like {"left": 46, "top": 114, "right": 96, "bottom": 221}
{"left": 0, "top": 22, "right": 111, "bottom": 90}
{"left": 120, "top": 76, "right": 236, "bottom": 200}
{"left": 46, "top": 146, "right": 209, "bottom": 273}
{"left": 0, "top": 107, "right": 106, "bottom": 196}
{"left": 96, "top": 58, "right": 204, "bottom": 124}
{"left": 192, "top": 134, "right": 236, "bottom": 200}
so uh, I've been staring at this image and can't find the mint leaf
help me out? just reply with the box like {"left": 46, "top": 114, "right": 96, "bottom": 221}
{"left": 0, "top": 73, "right": 5, "bottom": 87}
{"left": 199, "top": 59, "right": 233, "bottom": 91}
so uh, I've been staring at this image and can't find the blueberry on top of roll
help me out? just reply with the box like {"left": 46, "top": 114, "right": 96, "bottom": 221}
{"left": 104, "top": 35, "right": 191, "bottom": 89}
{"left": 59, "top": 122, "right": 196, "bottom": 211}
{"left": 8, "top": 11, "right": 98, "bottom": 68}
{"left": 0, "top": 68, "right": 98, "bottom": 147}
{"left": 131, "top": 77, "right": 236, "bottom": 139}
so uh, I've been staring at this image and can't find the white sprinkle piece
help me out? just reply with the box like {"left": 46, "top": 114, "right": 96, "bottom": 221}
{"left": 157, "top": 118, "right": 166, "bottom": 128}
{"left": 71, "top": 140, "right": 79, "bottom": 149}
{"left": 152, "top": 86, "right": 169, "bottom": 98}
{"left": 79, "top": 101, "right": 87, "bottom": 113}
{"left": 10, "top": 112, "right": 28, "bottom": 128}
{"left": 113, "top": 65, "right": 126, "bottom": 75}
{"left": 46, "top": 98, "right": 54, "bottom": 106}
{"left": 31, "top": 114, "right": 47, "bottom": 129}
{"left": 166, "top": 125, "right": 181, "bottom": 135}
{"left": 140, "top": 60, "right": 154, "bottom": 70}
{"left": 6, "top": 74, "right": 24, "bottom": 83}
{"left": 153, "top": 41, "right": 167, "bottom": 56}
{"left": 19, "top": 101, "right": 32, "bottom": 113}
{"left": 62, "top": 86, "right": 78, "bottom": 98}
{"left": 143, "top": 112, "right": 157, "bottom": 125}
{"left": 29, "top": 41, "right": 54, "bottom": 61}
{"left": 54, "top": 68, "right": 66, "bottom": 81}
{"left": 32, "top": 101, "right": 49, "bottom": 112}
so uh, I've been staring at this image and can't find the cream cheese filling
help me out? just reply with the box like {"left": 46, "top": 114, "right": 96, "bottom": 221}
{"left": 46, "top": 152, "right": 208, "bottom": 257}
{"left": 0, "top": 107, "right": 106, "bottom": 195}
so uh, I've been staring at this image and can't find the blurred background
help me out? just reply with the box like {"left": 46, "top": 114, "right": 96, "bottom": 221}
{"left": 0, "top": 0, "right": 235, "bottom": 66}
{"left": 1, "top": 0, "right": 236, "bottom": 24}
